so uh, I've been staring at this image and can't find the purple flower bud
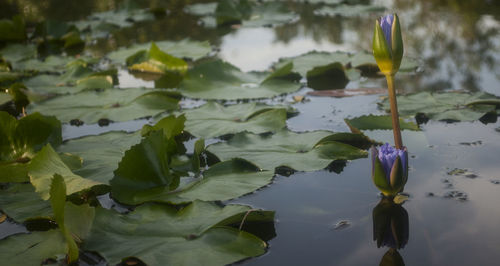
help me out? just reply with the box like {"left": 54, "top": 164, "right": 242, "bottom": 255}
{"left": 379, "top": 14, "right": 394, "bottom": 50}
{"left": 378, "top": 143, "right": 407, "bottom": 182}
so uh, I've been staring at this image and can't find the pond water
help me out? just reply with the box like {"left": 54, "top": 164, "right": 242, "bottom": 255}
{"left": 1, "top": 0, "right": 500, "bottom": 265}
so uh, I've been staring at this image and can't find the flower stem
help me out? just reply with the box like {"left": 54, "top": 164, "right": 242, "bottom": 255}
{"left": 386, "top": 74, "right": 403, "bottom": 149}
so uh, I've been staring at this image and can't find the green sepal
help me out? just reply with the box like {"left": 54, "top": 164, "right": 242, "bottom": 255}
{"left": 372, "top": 156, "right": 393, "bottom": 195}
{"left": 372, "top": 19, "right": 393, "bottom": 75}
{"left": 391, "top": 14, "right": 404, "bottom": 74}
{"left": 389, "top": 156, "right": 405, "bottom": 193}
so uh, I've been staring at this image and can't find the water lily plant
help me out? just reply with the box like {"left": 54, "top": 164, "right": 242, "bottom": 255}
{"left": 372, "top": 14, "right": 408, "bottom": 197}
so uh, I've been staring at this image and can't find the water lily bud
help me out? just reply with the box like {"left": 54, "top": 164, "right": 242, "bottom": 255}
{"left": 379, "top": 248, "right": 405, "bottom": 266}
{"left": 373, "top": 14, "right": 404, "bottom": 75}
{"left": 373, "top": 197, "right": 409, "bottom": 249}
{"left": 371, "top": 143, "right": 408, "bottom": 197}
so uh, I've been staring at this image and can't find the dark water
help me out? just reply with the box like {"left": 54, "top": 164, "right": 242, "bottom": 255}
{"left": 1, "top": 0, "right": 500, "bottom": 265}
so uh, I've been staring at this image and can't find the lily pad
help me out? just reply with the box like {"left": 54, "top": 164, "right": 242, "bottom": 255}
{"left": 183, "top": 102, "right": 290, "bottom": 139}
{"left": 0, "top": 43, "right": 37, "bottom": 63}
{"left": 28, "top": 144, "right": 103, "bottom": 200}
{"left": 107, "top": 39, "right": 212, "bottom": 64}
{"left": 207, "top": 130, "right": 370, "bottom": 171}
{"left": 314, "top": 4, "right": 386, "bottom": 17}
{"left": 84, "top": 200, "right": 272, "bottom": 265}
{"left": 379, "top": 91, "right": 499, "bottom": 122}
{"left": 24, "top": 64, "right": 116, "bottom": 95}
{"left": 126, "top": 42, "right": 188, "bottom": 74}
{"left": 178, "top": 60, "right": 301, "bottom": 100}
{"left": 0, "top": 183, "right": 52, "bottom": 222}
{"left": 0, "top": 112, "right": 61, "bottom": 161}
{"left": 27, "top": 87, "right": 181, "bottom": 124}
{"left": 57, "top": 131, "right": 142, "bottom": 184}
{"left": 0, "top": 15, "right": 26, "bottom": 42}
{"left": 345, "top": 115, "right": 420, "bottom": 133}
{"left": 0, "top": 230, "right": 67, "bottom": 265}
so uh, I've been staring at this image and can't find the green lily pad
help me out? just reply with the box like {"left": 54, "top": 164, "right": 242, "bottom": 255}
{"left": 0, "top": 92, "right": 12, "bottom": 105}
{"left": 207, "top": 130, "right": 370, "bottom": 171}
{"left": 183, "top": 102, "right": 291, "bottom": 139}
{"left": 27, "top": 87, "right": 181, "bottom": 124}
{"left": 57, "top": 131, "right": 142, "bottom": 184}
{"left": 28, "top": 144, "right": 103, "bottom": 200}
{"left": 107, "top": 39, "right": 211, "bottom": 64}
{"left": 0, "top": 111, "right": 62, "bottom": 161}
{"left": 11, "top": 55, "right": 79, "bottom": 73}
{"left": 0, "top": 183, "right": 52, "bottom": 222}
{"left": 195, "top": 0, "right": 296, "bottom": 28}
{"left": 379, "top": 91, "right": 499, "bottom": 122}
{"left": 24, "top": 65, "right": 116, "bottom": 95}
{"left": 126, "top": 42, "right": 188, "bottom": 74}
{"left": 345, "top": 115, "right": 420, "bottom": 133}
{"left": 0, "top": 230, "right": 67, "bottom": 265}
{"left": 178, "top": 60, "right": 301, "bottom": 100}
{"left": 84, "top": 200, "right": 272, "bottom": 265}
{"left": 0, "top": 15, "right": 26, "bottom": 42}
{"left": 0, "top": 43, "right": 37, "bottom": 63}
{"left": 314, "top": 4, "right": 386, "bottom": 17}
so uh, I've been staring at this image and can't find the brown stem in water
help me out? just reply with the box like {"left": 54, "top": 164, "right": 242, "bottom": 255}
{"left": 386, "top": 74, "right": 403, "bottom": 149}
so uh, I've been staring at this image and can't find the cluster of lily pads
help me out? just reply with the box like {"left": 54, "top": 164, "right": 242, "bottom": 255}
{"left": 1, "top": 0, "right": 500, "bottom": 265}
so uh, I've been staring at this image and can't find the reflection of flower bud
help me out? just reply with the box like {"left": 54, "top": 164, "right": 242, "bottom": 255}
{"left": 373, "top": 198, "right": 409, "bottom": 249}
{"left": 371, "top": 143, "right": 408, "bottom": 197}
{"left": 373, "top": 14, "right": 404, "bottom": 75}
{"left": 379, "top": 248, "right": 405, "bottom": 266}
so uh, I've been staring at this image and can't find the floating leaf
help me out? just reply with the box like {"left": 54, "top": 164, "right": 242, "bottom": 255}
{"left": 183, "top": 102, "right": 290, "bottom": 138}
{"left": 28, "top": 144, "right": 103, "bottom": 200}
{"left": 178, "top": 60, "right": 301, "bottom": 100}
{"left": 126, "top": 42, "right": 188, "bottom": 74}
{"left": 185, "top": 2, "right": 218, "bottom": 16}
{"left": 57, "top": 131, "right": 142, "bottom": 184}
{"left": 0, "top": 183, "right": 52, "bottom": 222}
{"left": 306, "top": 62, "right": 349, "bottom": 90}
{"left": 28, "top": 87, "right": 181, "bottom": 124}
{"left": 107, "top": 39, "right": 211, "bottom": 64}
{"left": 0, "top": 44, "right": 36, "bottom": 63}
{"left": 84, "top": 200, "right": 272, "bottom": 265}
{"left": 345, "top": 115, "right": 420, "bottom": 133}
{"left": 207, "top": 130, "right": 369, "bottom": 171}
{"left": 11, "top": 55, "right": 78, "bottom": 73}
{"left": 0, "top": 15, "right": 26, "bottom": 42}
{"left": 307, "top": 87, "right": 387, "bottom": 97}
{"left": 0, "top": 230, "right": 67, "bottom": 265}
{"left": 314, "top": 4, "right": 386, "bottom": 17}
{"left": 379, "top": 91, "right": 499, "bottom": 122}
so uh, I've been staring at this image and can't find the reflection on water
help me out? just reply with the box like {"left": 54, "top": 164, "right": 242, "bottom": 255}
{"left": 1, "top": 0, "right": 500, "bottom": 265}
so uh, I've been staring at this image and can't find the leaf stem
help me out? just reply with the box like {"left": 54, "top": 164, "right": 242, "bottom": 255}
{"left": 386, "top": 74, "right": 403, "bottom": 149}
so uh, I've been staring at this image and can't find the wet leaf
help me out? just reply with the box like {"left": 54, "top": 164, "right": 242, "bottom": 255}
{"left": 207, "top": 130, "right": 369, "bottom": 171}
{"left": 314, "top": 4, "right": 386, "bottom": 17}
{"left": 379, "top": 91, "right": 499, "bottom": 122}
{"left": 0, "top": 15, "right": 26, "bottom": 42}
{"left": 84, "top": 201, "right": 271, "bottom": 265}
{"left": 28, "top": 144, "right": 103, "bottom": 200}
{"left": 28, "top": 87, "right": 180, "bottom": 124}
{"left": 57, "top": 131, "right": 142, "bottom": 184}
{"left": 178, "top": 59, "right": 301, "bottom": 100}
{"left": 111, "top": 128, "right": 273, "bottom": 205}
{"left": 107, "top": 39, "right": 211, "bottom": 64}
{"left": 0, "top": 230, "right": 67, "bottom": 265}
{"left": 0, "top": 183, "right": 52, "bottom": 222}
{"left": 126, "top": 42, "right": 188, "bottom": 74}
{"left": 0, "top": 112, "right": 62, "bottom": 183}
{"left": 345, "top": 115, "right": 420, "bottom": 133}
{"left": 183, "top": 102, "right": 290, "bottom": 138}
